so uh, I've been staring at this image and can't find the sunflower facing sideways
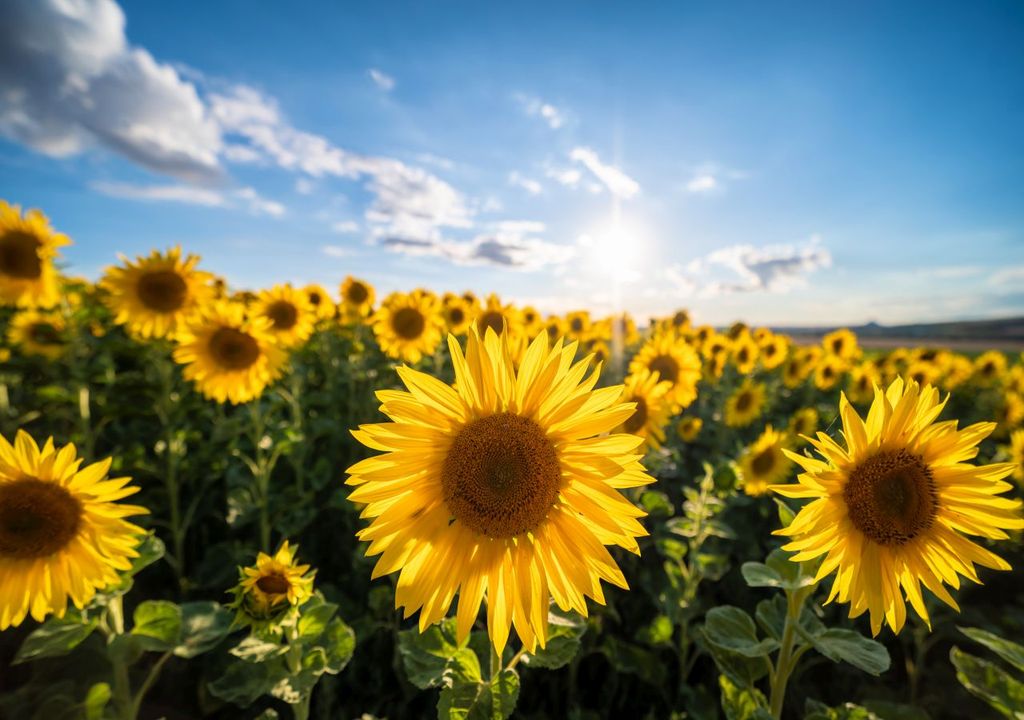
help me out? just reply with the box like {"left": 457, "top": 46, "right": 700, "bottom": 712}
{"left": 254, "top": 284, "right": 316, "bottom": 348}
{"left": 371, "top": 290, "right": 445, "bottom": 364}
{"left": 0, "top": 431, "right": 148, "bottom": 630}
{"left": 738, "top": 425, "right": 793, "bottom": 496}
{"left": 615, "top": 368, "right": 673, "bottom": 451}
{"left": 101, "top": 247, "right": 213, "bottom": 340}
{"left": 8, "top": 310, "right": 67, "bottom": 360}
{"left": 0, "top": 199, "right": 70, "bottom": 308}
{"left": 173, "top": 302, "right": 287, "bottom": 404}
{"left": 628, "top": 331, "right": 702, "bottom": 411}
{"left": 346, "top": 328, "right": 654, "bottom": 653}
{"left": 773, "top": 378, "right": 1024, "bottom": 635}
{"left": 303, "top": 283, "right": 336, "bottom": 321}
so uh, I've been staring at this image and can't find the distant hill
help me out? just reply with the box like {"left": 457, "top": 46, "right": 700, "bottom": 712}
{"left": 772, "top": 316, "right": 1024, "bottom": 352}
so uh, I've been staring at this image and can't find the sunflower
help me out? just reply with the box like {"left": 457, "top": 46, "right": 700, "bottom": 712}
{"left": 0, "top": 200, "right": 71, "bottom": 308}
{"left": 782, "top": 356, "right": 810, "bottom": 389}
{"left": 787, "top": 407, "right": 819, "bottom": 443}
{"left": 738, "top": 425, "right": 793, "bottom": 496}
{"left": 973, "top": 351, "right": 1007, "bottom": 386}
{"left": 339, "top": 276, "right": 376, "bottom": 320}
{"left": 773, "top": 378, "right": 1024, "bottom": 635}
{"left": 994, "top": 392, "right": 1024, "bottom": 438}
{"left": 814, "top": 354, "right": 846, "bottom": 391}
{"left": 303, "top": 283, "right": 336, "bottom": 321}
{"left": 0, "top": 431, "right": 147, "bottom": 630}
{"left": 704, "top": 349, "right": 728, "bottom": 382}
{"left": 346, "top": 328, "right": 654, "bottom": 653}
{"left": 941, "top": 354, "right": 974, "bottom": 391}
{"left": 822, "top": 328, "right": 859, "bottom": 360}
{"left": 615, "top": 369, "right": 673, "bottom": 451}
{"left": 372, "top": 290, "right": 445, "bottom": 364}
{"left": 724, "top": 379, "right": 766, "bottom": 427}
{"left": 475, "top": 294, "right": 521, "bottom": 338}
{"left": 731, "top": 334, "right": 759, "bottom": 374}
{"left": 230, "top": 540, "right": 315, "bottom": 629}
{"left": 906, "top": 360, "right": 941, "bottom": 390}
{"left": 758, "top": 334, "right": 789, "bottom": 371}
{"left": 628, "top": 332, "right": 702, "bottom": 411}
{"left": 611, "top": 314, "right": 640, "bottom": 346}
{"left": 173, "top": 302, "right": 287, "bottom": 404}
{"left": 520, "top": 306, "right": 543, "bottom": 338}
{"left": 8, "top": 310, "right": 67, "bottom": 360}
{"left": 677, "top": 416, "right": 703, "bottom": 442}
{"left": 564, "top": 311, "right": 592, "bottom": 341}
{"left": 1005, "top": 365, "right": 1024, "bottom": 395}
{"left": 701, "top": 333, "right": 731, "bottom": 360}
{"left": 441, "top": 295, "right": 474, "bottom": 335}
{"left": 543, "top": 317, "right": 567, "bottom": 345}
{"left": 1007, "top": 429, "right": 1024, "bottom": 484}
{"left": 253, "top": 285, "right": 316, "bottom": 349}
{"left": 668, "top": 309, "right": 691, "bottom": 332}
{"left": 101, "top": 247, "right": 213, "bottom": 340}
{"left": 587, "top": 339, "right": 612, "bottom": 368}
{"left": 847, "top": 362, "right": 881, "bottom": 404}
{"left": 727, "top": 321, "right": 749, "bottom": 340}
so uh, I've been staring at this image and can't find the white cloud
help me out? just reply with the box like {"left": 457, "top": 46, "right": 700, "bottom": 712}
{"left": 0, "top": 0, "right": 222, "bottom": 182}
{"left": 331, "top": 220, "right": 360, "bottom": 233}
{"left": 322, "top": 245, "right": 353, "bottom": 258}
{"left": 368, "top": 68, "right": 395, "bottom": 91}
{"left": 686, "top": 237, "right": 832, "bottom": 295}
{"left": 991, "top": 266, "right": 1024, "bottom": 286}
{"left": 517, "top": 94, "right": 565, "bottom": 129}
{"left": 295, "top": 178, "right": 315, "bottom": 194}
{"left": 416, "top": 153, "right": 455, "bottom": 171}
{"left": 508, "top": 171, "right": 543, "bottom": 195}
{"left": 686, "top": 174, "right": 717, "bottom": 193}
{"left": 91, "top": 181, "right": 225, "bottom": 206}
{"left": 545, "top": 166, "right": 582, "bottom": 187}
{"left": 91, "top": 181, "right": 285, "bottom": 216}
{"left": 569, "top": 147, "right": 640, "bottom": 199}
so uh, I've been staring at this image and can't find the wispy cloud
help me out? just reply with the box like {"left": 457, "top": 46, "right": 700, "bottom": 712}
{"left": 569, "top": 147, "right": 640, "bottom": 199}
{"left": 545, "top": 166, "right": 582, "bottom": 188}
{"left": 377, "top": 221, "right": 571, "bottom": 270}
{"left": 683, "top": 163, "right": 747, "bottom": 195}
{"left": 686, "top": 174, "right": 718, "bottom": 193}
{"left": 516, "top": 94, "right": 565, "bottom": 129}
{"left": 322, "top": 245, "right": 353, "bottom": 258}
{"left": 368, "top": 68, "right": 395, "bottom": 91}
{"left": 331, "top": 220, "right": 360, "bottom": 234}
{"left": 508, "top": 171, "right": 543, "bottom": 195}
{"left": 92, "top": 181, "right": 285, "bottom": 216}
{"left": 991, "top": 265, "right": 1024, "bottom": 286}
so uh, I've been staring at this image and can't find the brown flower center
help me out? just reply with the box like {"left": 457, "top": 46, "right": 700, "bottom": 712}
{"left": 392, "top": 307, "right": 426, "bottom": 340}
{"left": 0, "top": 231, "right": 43, "bottom": 280}
{"left": 843, "top": 449, "right": 938, "bottom": 546}
{"left": 647, "top": 354, "right": 679, "bottom": 385}
{"left": 346, "top": 282, "right": 369, "bottom": 304}
{"left": 441, "top": 413, "right": 561, "bottom": 538}
{"left": 266, "top": 301, "right": 298, "bottom": 331}
{"left": 308, "top": 291, "right": 322, "bottom": 306}
{"left": 750, "top": 448, "right": 776, "bottom": 476}
{"left": 448, "top": 307, "right": 465, "bottom": 325}
{"left": 478, "top": 311, "right": 504, "bottom": 336}
{"left": 0, "top": 479, "right": 82, "bottom": 559}
{"left": 28, "top": 322, "right": 62, "bottom": 346}
{"left": 209, "top": 327, "right": 261, "bottom": 370}
{"left": 569, "top": 317, "right": 584, "bottom": 333}
{"left": 256, "top": 572, "right": 291, "bottom": 595}
{"left": 734, "top": 391, "right": 753, "bottom": 413}
{"left": 672, "top": 311, "right": 688, "bottom": 327}
{"left": 136, "top": 270, "right": 188, "bottom": 313}
{"left": 623, "top": 397, "right": 648, "bottom": 434}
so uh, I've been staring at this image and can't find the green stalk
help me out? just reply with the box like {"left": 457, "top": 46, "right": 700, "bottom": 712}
{"left": 156, "top": 355, "right": 186, "bottom": 588}
{"left": 768, "top": 588, "right": 809, "bottom": 719}
{"left": 250, "top": 399, "right": 273, "bottom": 551}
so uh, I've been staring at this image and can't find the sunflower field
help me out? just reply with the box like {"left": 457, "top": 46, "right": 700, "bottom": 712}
{"left": 1, "top": 198, "right": 1023, "bottom": 720}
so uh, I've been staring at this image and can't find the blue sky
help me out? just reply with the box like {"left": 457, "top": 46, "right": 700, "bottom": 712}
{"left": 2, "top": 0, "right": 1023, "bottom": 325}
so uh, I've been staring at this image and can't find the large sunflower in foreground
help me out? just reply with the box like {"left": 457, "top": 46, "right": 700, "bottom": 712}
{"left": 615, "top": 368, "right": 673, "bottom": 451}
{"left": 254, "top": 285, "right": 316, "bottom": 348}
{"left": 0, "top": 200, "right": 70, "bottom": 308}
{"left": 101, "top": 247, "right": 213, "bottom": 340}
{"left": 773, "top": 378, "right": 1024, "bottom": 635}
{"left": 173, "top": 303, "right": 287, "bottom": 404}
{"left": 8, "top": 310, "right": 67, "bottom": 360}
{"left": 372, "top": 290, "right": 445, "bottom": 364}
{"left": 0, "top": 431, "right": 147, "bottom": 630}
{"left": 738, "top": 425, "right": 792, "bottom": 496}
{"left": 346, "top": 329, "right": 654, "bottom": 653}
{"left": 628, "top": 332, "right": 702, "bottom": 411}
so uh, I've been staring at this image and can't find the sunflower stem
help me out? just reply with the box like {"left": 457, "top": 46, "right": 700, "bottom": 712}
{"left": 250, "top": 399, "right": 273, "bottom": 551}
{"left": 156, "top": 353, "right": 186, "bottom": 590}
{"left": 489, "top": 643, "right": 501, "bottom": 681}
{"left": 768, "top": 587, "right": 807, "bottom": 720}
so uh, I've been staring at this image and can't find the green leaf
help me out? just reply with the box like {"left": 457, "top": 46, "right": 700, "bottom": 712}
{"left": 640, "top": 490, "right": 674, "bottom": 518}
{"left": 950, "top": 646, "right": 1024, "bottom": 719}
{"left": 437, "top": 649, "right": 519, "bottom": 720}
{"left": 209, "top": 656, "right": 289, "bottom": 708}
{"left": 703, "top": 606, "right": 779, "bottom": 658}
{"left": 959, "top": 626, "right": 1024, "bottom": 674}
{"left": 775, "top": 498, "right": 796, "bottom": 528}
{"left": 804, "top": 699, "right": 881, "bottom": 720}
{"left": 523, "top": 609, "right": 586, "bottom": 669}
{"left": 174, "top": 602, "right": 232, "bottom": 658}
{"left": 297, "top": 596, "right": 339, "bottom": 640}
{"left": 741, "top": 562, "right": 784, "bottom": 589}
{"left": 638, "top": 614, "right": 675, "bottom": 647}
{"left": 14, "top": 615, "right": 98, "bottom": 665}
{"left": 128, "top": 533, "right": 166, "bottom": 577}
{"left": 719, "top": 675, "right": 772, "bottom": 720}
{"left": 703, "top": 635, "right": 771, "bottom": 689}
{"left": 230, "top": 635, "right": 289, "bottom": 663}
{"left": 755, "top": 595, "right": 825, "bottom": 643}
{"left": 131, "top": 600, "right": 182, "bottom": 652}
{"left": 399, "top": 618, "right": 466, "bottom": 690}
{"left": 810, "top": 629, "right": 890, "bottom": 676}
{"left": 83, "top": 682, "right": 111, "bottom": 720}
{"left": 321, "top": 617, "right": 356, "bottom": 674}
{"left": 861, "top": 700, "right": 931, "bottom": 720}
{"left": 600, "top": 636, "right": 667, "bottom": 686}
